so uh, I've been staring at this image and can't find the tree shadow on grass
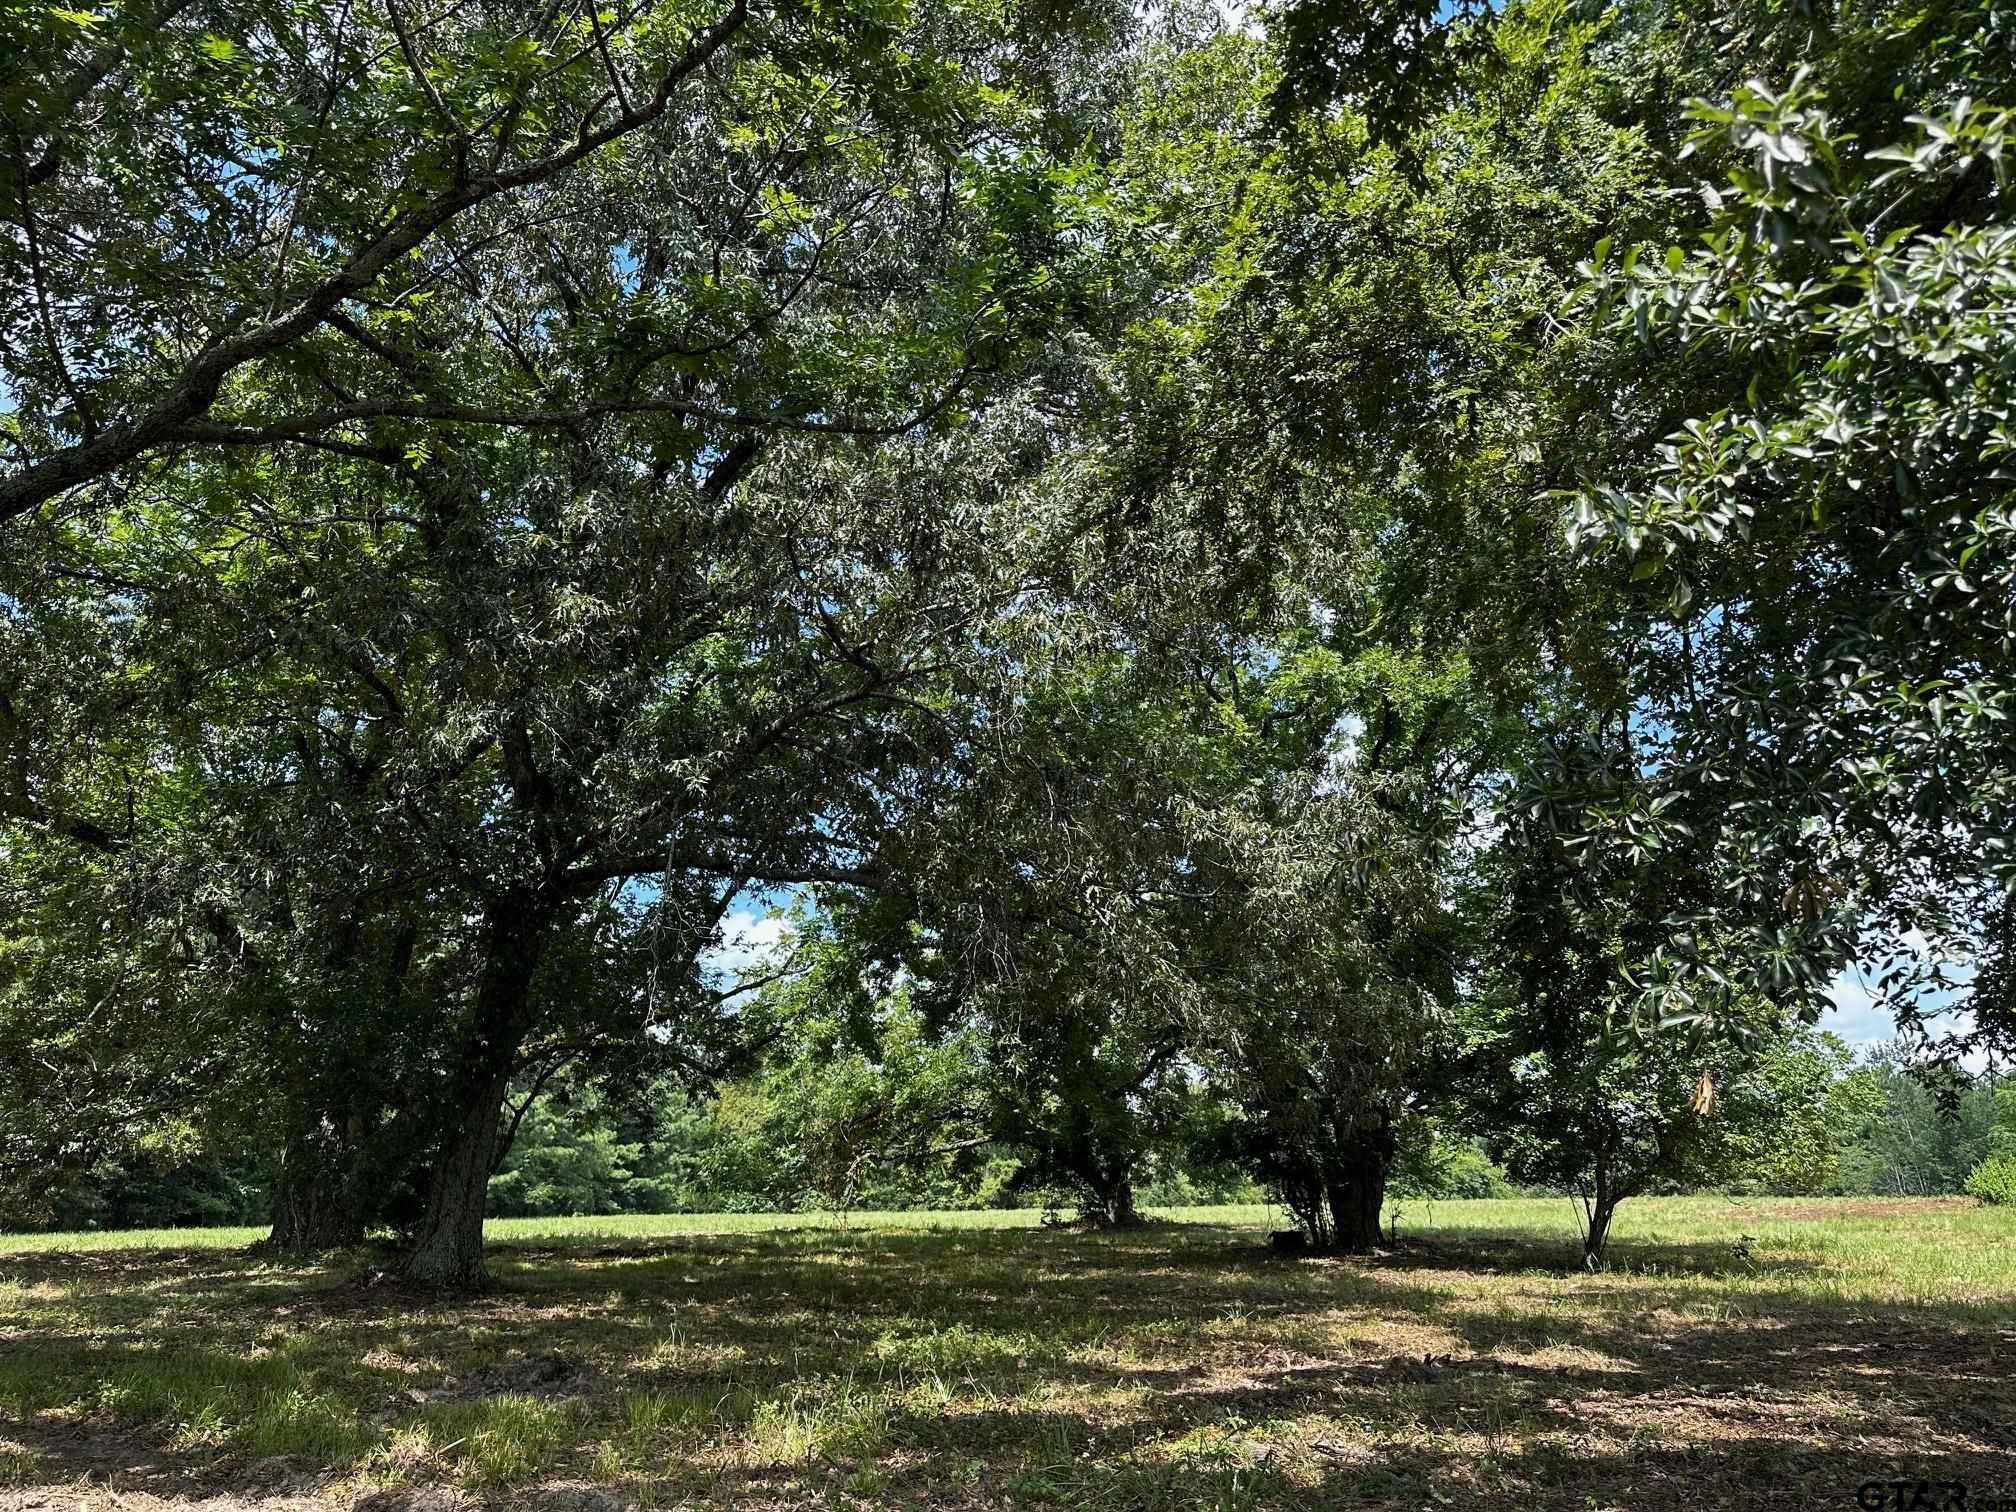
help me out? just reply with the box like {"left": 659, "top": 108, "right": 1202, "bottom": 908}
{"left": 575, "top": 1332, "right": 2013, "bottom": 1512}
{"left": 798, "top": 1295, "right": 2011, "bottom": 1510}
{"left": 902, "top": 1429, "right": 2003, "bottom": 1512}
{"left": 1330, "top": 1228, "right": 1830, "bottom": 1281}
{"left": 3, "top": 1221, "right": 2011, "bottom": 1509}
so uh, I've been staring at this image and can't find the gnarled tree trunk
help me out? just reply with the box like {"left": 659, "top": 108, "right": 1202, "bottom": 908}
{"left": 1324, "top": 1164, "right": 1385, "bottom": 1250}
{"left": 1107, "top": 1172, "right": 1140, "bottom": 1228}
{"left": 258, "top": 1122, "right": 367, "bottom": 1256}
{"left": 397, "top": 891, "right": 548, "bottom": 1288}
{"left": 1321, "top": 1121, "right": 1396, "bottom": 1252}
{"left": 400, "top": 1065, "right": 514, "bottom": 1287}
{"left": 1080, "top": 1169, "right": 1143, "bottom": 1228}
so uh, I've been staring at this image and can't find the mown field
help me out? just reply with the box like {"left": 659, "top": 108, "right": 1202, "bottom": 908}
{"left": 2, "top": 1197, "right": 2012, "bottom": 1511}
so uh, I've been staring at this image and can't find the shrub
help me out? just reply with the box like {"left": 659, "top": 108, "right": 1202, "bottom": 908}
{"left": 1964, "top": 1154, "right": 2016, "bottom": 1206}
{"left": 1388, "top": 1121, "right": 1513, "bottom": 1201}
{"left": 1436, "top": 1146, "right": 1514, "bottom": 1200}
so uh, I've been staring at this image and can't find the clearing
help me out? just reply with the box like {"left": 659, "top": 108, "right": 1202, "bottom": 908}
{"left": 1, "top": 1197, "right": 2012, "bottom": 1510}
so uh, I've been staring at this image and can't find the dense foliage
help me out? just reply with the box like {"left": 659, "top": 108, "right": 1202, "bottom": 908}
{"left": 3, "top": 0, "right": 2010, "bottom": 1271}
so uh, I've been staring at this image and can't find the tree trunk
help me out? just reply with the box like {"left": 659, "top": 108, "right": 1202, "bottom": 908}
{"left": 1583, "top": 1197, "right": 1618, "bottom": 1268}
{"left": 396, "top": 891, "right": 547, "bottom": 1288}
{"left": 1279, "top": 1169, "right": 1331, "bottom": 1248}
{"left": 259, "top": 1126, "right": 367, "bottom": 1255}
{"left": 1108, "top": 1173, "right": 1140, "bottom": 1228}
{"left": 1082, "top": 1170, "right": 1142, "bottom": 1228}
{"left": 399, "top": 1065, "right": 512, "bottom": 1287}
{"left": 1323, "top": 1171, "right": 1382, "bottom": 1250}
{"left": 1321, "top": 1125, "right": 1394, "bottom": 1252}
{"left": 1583, "top": 1159, "right": 1621, "bottom": 1269}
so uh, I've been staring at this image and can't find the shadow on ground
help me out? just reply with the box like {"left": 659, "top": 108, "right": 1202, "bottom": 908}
{"left": 1, "top": 1221, "right": 2010, "bottom": 1510}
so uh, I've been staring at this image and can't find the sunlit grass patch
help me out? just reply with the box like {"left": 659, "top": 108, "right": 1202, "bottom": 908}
{"left": 239, "top": 1385, "right": 377, "bottom": 1459}
{"left": 0, "top": 1340, "right": 381, "bottom": 1464}
{"left": 623, "top": 1325, "right": 742, "bottom": 1381}
{"left": 869, "top": 1320, "right": 1054, "bottom": 1373}
{"left": 0, "top": 1445, "right": 49, "bottom": 1487}
{"left": 93, "top": 1351, "right": 290, "bottom": 1421}
{"left": 621, "top": 1385, "right": 718, "bottom": 1436}
{"left": 0, "top": 1226, "right": 270, "bottom": 1257}
{"left": 0, "top": 1354, "right": 78, "bottom": 1415}
{"left": 417, "top": 1393, "right": 578, "bottom": 1486}
{"left": 369, "top": 1419, "right": 446, "bottom": 1477}
{"left": 582, "top": 1381, "right": 769, "bottom": 1486}
{"left": 1014, "top": 1413, "right": 1291, "bottom": 1512}
{"left": 0, "top": 1276, "right": 64, "bottom": 1310}
{"left": 744, "top": 1384, "right": 894, "bottom": 1465}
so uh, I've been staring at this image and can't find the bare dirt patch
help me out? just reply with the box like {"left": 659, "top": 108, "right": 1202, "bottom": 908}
{"left": 1762, "top": 1197, "right": 1976, "bottom": 1220}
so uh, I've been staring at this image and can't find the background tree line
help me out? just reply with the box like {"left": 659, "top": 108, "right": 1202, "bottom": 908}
{"left": 25, "top": 1015, "right": 2016, "bottom": 1237}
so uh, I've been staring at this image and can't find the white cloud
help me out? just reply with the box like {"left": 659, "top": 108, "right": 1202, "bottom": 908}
{"left": 1824, "top": 952, "right": 1979, "bottom": 1063}
{"left": 703, "top": 909, "right": 795, "bottom": 985}
{"left": 1823, "top": 967, "right": 1893, "bottom": 1048}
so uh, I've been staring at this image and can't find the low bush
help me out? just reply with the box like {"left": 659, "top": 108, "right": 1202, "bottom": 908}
{"left": 1964, "top": 1154, "right": 2016, "bottom": 1206}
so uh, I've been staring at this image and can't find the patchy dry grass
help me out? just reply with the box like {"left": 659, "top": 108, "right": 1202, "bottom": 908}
{"left": 2, "top": 1198, "right": 2013, "bottom": 1510}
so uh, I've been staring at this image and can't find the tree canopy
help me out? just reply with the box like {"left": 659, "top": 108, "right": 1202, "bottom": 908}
{"left": 2, "top": 0, "right": 2010, "bottom": 1274}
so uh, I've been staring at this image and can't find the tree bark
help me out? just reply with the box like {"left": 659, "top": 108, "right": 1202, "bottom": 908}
{"left": 1108, "top": 1173, "right": 1140, "bottom": 1228}
{"left": 1584, "top": 1197, "right": 1617, "bottom": 1268}
{"left": 396, "top": 891, "right": 548, "bottom": 1288}
{"left": 1321, "top": 1124, "right": 1395, "bottom": 1252}
{"left": 1081, "top": 1170, "right": 1142, "bottom": 1228}
{"left": 1583, "top": 1156, "right": 1621, "bottom": 1269}
{"left": 258, "top": 1126, "right": 367, "bottom": 1255}
{"left": 399, "top": 1064, "right": 514, "bottom": 1287}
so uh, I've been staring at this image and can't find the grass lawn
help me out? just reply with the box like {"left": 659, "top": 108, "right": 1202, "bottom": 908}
{"left": 1, "top": 1197, "right": 2012, "bottom": 1510}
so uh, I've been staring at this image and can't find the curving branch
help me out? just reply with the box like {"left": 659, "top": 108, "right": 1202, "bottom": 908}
{"left": 162, "top": 362, "right": 974, "bottom": 449}
{"left": 10, "top": 0, "right": 201, "bottom": 192}
{"left": 0, "top": 0, "right": 749, "bottom": 527}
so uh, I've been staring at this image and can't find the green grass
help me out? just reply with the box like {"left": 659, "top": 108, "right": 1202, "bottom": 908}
{"left": 0, "top": 1202, "right": 1277, "bottom": 1257}
{"left": 0, "top": 1222, "right": 273, "bottom": 1255}
{"left": 2, "top": 1197, "right": 2013, "bottom": 1509}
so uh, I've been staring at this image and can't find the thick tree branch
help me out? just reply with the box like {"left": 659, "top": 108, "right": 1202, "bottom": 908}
{"left": 0, "top": 0, "right": 749, "bottom": 526}
{"left": 164, "top": 368, "right": 972, "bottom": 448}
